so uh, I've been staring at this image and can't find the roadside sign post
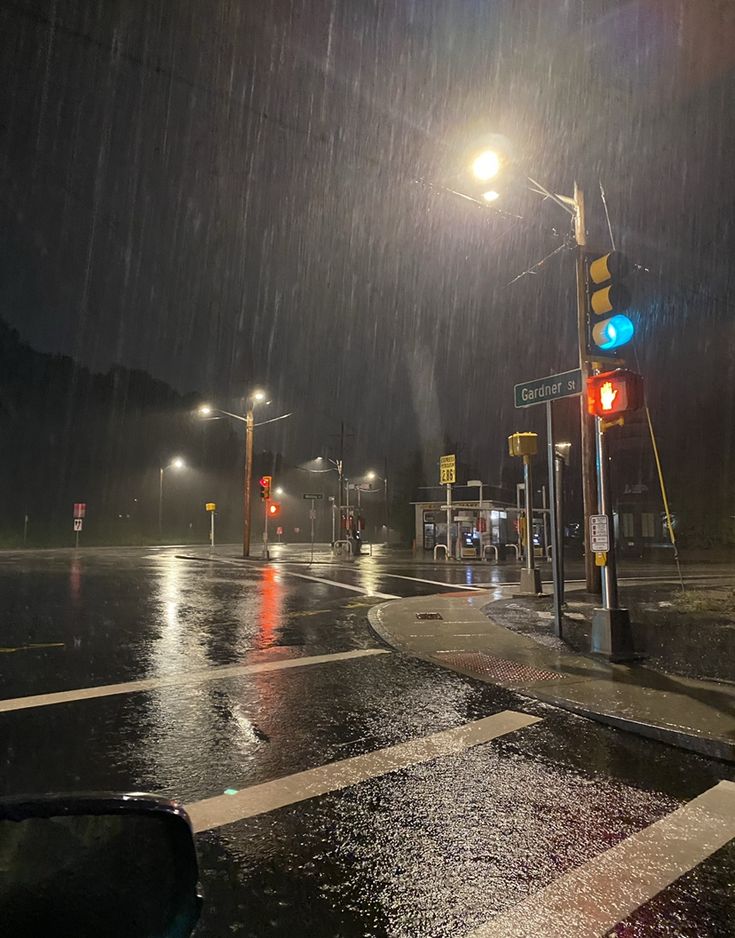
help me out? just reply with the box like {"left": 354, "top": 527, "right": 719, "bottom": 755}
{"left": 545, "top": 403, "right": 563, "bottom": 635}
{"left": 439, "top": 455, "right": 456, "bottom": 561}
{"left": 508, "top": 433, "right": 542, "bottom": 595}
{"left": 73, "top": 503, "right": 86, "bottom": 549}
{"left": 303, "top": 493, "right": 324, "bottom": 565}
{"left": 205, "top": 503, "right": 216, "bottom": 549}
{"left": 514, "top": 370, "right": 584, "bottom": 610}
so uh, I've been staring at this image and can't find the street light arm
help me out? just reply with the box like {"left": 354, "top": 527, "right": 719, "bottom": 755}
{"left": 526, "top": 176, "right": 576, "bottom": 216}
{"left": 253, "top": 412, "right": 293, "bottom": 428}
{"left": 210, "top": 407, "right": 248, "bottom": 423}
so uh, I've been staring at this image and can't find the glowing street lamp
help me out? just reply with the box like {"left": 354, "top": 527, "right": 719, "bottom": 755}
{"left": 471, "top": 149, "right": 502, "bottom": 182}
{"left": 198, "top": 392, "right": 292, "bottom": 556}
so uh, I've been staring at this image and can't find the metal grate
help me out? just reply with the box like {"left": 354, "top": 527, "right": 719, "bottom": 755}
{"left": 416, "top": 612, "right": 443, "bottom": 620}
{"left": 434, "top": 651, "right": 563, "bottom": 684}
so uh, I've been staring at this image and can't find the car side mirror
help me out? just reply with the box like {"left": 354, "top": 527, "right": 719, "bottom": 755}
{"left": 0, "top": 792, "right": 201, "bottom": 938}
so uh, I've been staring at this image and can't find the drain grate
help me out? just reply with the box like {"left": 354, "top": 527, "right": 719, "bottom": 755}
{"left": 416, "top": 612, "right": 443, "bottom": 621}
{"left": 434, "top": 651, "right": 563, "bottom": 684}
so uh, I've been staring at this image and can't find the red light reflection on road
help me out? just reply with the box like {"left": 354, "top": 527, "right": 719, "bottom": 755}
{"left": 258, "top": 566, "right": 284, "bottom": 647}
{"left": 69, "top": 558, "right": 82, "bottom": 603}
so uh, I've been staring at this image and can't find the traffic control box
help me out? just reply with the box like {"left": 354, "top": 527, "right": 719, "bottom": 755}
{"left": 508, "top": 432, "right": 538, "bottom": 458}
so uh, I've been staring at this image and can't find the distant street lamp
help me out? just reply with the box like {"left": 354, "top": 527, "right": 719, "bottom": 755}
{"left": 365, "top": 470, "right": 389, "bottom": 543}
{"left": 197, "top": 392, "right": 292, "bottom": 557}
{"left": 159, "top": 457, "right": 186, "bottom": 540}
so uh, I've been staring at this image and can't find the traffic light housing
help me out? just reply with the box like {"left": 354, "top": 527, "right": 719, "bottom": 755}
{"left": 585, "top": 250, "right": 634, "bottom": 358}
{"left": 259, "top": 475, "right": 271, "bottom": 500}
{"left": 268, "top": 502, "right": 280, "bottom": 517}
{"left": 587, "top": 369, "right": 644, "bottom": 418}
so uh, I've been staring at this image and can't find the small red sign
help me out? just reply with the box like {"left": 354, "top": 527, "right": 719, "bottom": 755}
{"left": 73, "top": 503, "right": 87, "bottom": 519}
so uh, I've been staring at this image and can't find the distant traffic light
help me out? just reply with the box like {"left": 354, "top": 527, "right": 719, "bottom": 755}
{"left": 587, "top": 369, "right": 644, "bottom": 418}
{"left": 585, "top": 251, "right": 635, "bottom": 357}
{"left": 259, "top": 475, "right": 272, "bottom": 500}
{"left": 268, "top": 502, "right": 280, "bottom": 517}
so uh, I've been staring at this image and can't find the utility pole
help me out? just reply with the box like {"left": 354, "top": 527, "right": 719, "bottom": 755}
{"left": 574, "top": 182, "right": 602, "bottom": 596}
{"left": 242, "top": 402, "right": 255, "bottom": 557}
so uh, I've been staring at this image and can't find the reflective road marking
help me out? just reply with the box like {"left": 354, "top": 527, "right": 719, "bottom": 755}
{"left": 277, "top": 567, "right": 399, "bottom": 599}
{"left": 187, "top": 710, "right": 541, "bottom": 832}
{"left": 0, "top": 649, "right": 389, "bottom": 714}
{"left": 381, "top": 573, "right": 483, "bottom": 591}
{"left": 469, "top": 779, "right": 735, "bottom": 938}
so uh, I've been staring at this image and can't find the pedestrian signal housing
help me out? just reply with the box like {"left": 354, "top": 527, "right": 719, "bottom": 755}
{"left": 587, "top": 369, "right": 644, "bottom": 418}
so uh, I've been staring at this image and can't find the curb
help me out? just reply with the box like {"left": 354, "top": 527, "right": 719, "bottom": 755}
{"left": 367, "top": 596, "right": 735, "bottom": 764}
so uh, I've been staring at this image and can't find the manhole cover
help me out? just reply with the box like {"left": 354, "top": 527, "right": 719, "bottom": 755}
{"left": 434, "top": 651, "right": 563, "bottom": 684}
{"left": 416, "top": 612, "right": 443, "bottom": 620}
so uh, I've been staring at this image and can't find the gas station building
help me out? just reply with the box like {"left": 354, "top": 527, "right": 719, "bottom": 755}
{"left": 411, "top": 498, "right": 525, "bottom": 560}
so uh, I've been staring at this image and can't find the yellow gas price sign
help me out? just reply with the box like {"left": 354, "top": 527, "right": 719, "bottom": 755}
{"left": 205, "top": 502, "right": 216, "bottom": 512}
{"left": 439, "top": 454, "right": 456, "bottom": 485}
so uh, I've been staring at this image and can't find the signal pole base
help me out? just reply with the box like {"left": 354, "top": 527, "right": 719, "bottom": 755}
{"left": 591, "top": 607, "right": 635, "bottom": 662}
{"left": 517, "top": 568, "right": 543, "bottom": 596}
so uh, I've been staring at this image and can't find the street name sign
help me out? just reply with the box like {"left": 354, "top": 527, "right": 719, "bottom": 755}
{"left": 514, "top": 368, "right": 583, "bottom": 408}
{"left": 589, "top": 514, "right": 610, "bottom": 552}
{"left": 302, "top": 493, "right": 324, "bottom": 500}
{"left": 439, "top": 454, "right": 456, "bottom": 484}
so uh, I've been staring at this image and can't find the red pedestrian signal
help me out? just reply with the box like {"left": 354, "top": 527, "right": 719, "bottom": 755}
{"left": 259, "top": 476, "right": 272, "bottom": 500}
{"left": 268, "top": 502, "right": 280, "bottom": 517}
{"left": 587, "top": 369, "right": 644, "bottom": 418}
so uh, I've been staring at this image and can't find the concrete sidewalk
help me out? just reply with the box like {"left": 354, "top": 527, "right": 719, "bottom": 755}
{"left": 368, "top": 591, "right": 735, "bottom": 762}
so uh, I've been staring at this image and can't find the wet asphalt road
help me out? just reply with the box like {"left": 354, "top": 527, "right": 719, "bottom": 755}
{"left": 1, "top": 547, "right": 734, "bottom": 936}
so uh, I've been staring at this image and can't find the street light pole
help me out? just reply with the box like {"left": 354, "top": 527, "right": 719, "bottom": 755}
{"left": 158, "top": 467, "right": 164, "bottom": 541}
{"left": 243, "top": 402, "right": 255, "bottom": 557}
{"left": 159, "top": 457, "right": 185, "bottom": 542}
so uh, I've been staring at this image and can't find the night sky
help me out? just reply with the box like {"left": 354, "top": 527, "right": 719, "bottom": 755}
{"left": 1, "top": 1, "right": 734, "bottom": 487}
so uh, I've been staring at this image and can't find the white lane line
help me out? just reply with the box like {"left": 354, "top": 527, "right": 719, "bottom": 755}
{"left": 188, "top": 710, "right": 541, "bottom": 832}
{"left": 277, "top": 567, "right": 399, "bottom": 599}
{"left": 468, "top": 779, "right": 735, "bottom": 938}
{"left": 381, "top": 573, "right": 484, "bottom": 591}
{"left": 0, "top": 649, "right": 389, "bottom": 714}
{"left": 182, "top": 554, "right": 400, "bottom": 599}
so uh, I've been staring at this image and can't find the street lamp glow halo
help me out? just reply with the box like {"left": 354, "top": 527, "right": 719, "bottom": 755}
{"left": 172, "top": 457, "right": 185, "bottom": 470}
{"left": 482, "top": 190, "right": 500, "bottom": 203}
{"left": 198, "top": 405, "right": 212, "bottom": 416}
{"left": 252, "top": 389, "right": 267, "bottom": 403}
{"left": 471, "top": 149, "right": 502, "bottom": 182}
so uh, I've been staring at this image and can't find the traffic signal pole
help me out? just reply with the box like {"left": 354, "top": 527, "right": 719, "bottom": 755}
{"left": 590, "top": 418, "right": 634, "bottom": 660}
{"left": 573, "top": 183, "right": 602, "bottom": 596}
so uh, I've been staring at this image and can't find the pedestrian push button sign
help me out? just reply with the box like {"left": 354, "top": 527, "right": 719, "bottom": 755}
{"left": 590, "top": 514, "right": 610, "bottom": 552}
